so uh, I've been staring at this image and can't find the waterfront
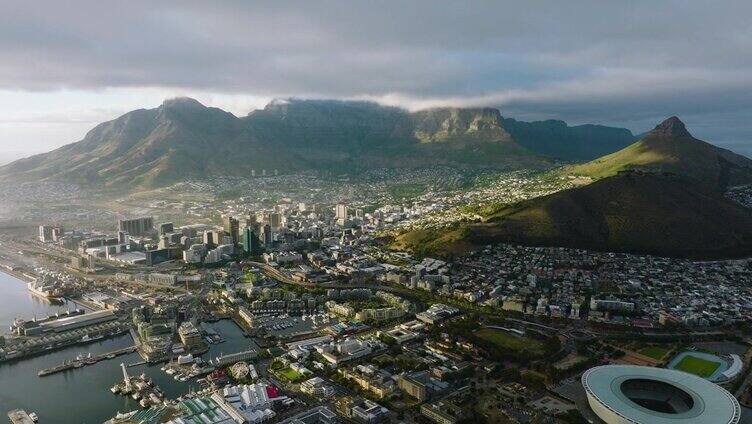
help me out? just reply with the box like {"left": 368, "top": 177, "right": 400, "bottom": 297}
{"left": 0, "top": 271, "right": 74, "bottom": 330}
{"left": 0, "top": 271, "right": 258, "bottom": 423}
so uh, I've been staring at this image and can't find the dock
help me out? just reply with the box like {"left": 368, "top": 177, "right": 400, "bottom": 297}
{"left": 7, "top": 409, "right": 35, "bottom": 424}
{"left": 37, "top": 345, "right": 136, "bottom": 377}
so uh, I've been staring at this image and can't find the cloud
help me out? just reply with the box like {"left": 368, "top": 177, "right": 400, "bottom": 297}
{"left": 0, "top": 0, "right": 751, "bottom": 153}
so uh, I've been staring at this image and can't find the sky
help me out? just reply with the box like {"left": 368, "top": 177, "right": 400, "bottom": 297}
{"left": 1, "top": 0, "right": 752, "bottom": 163}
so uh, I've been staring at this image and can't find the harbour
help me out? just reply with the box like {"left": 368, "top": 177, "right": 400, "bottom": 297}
{"left": 0, "top": 270, "right": 259, "bottom": 424}
{"left": 37, "top": 345, "right": 137, "bottom": 377}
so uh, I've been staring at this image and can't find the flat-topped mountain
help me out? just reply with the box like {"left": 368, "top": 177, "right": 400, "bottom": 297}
{"left": 0, "top": 98, "right": 635, "bottom": 189}
{"left": 570, "top": 116, "right": 752, "bottom": 190}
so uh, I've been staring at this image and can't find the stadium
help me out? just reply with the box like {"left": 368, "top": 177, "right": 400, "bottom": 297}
{"left": 582, "top": 365, "right": 740, "bottom": 424}
{"left": 666, "top": 350, "right": 743, "bottom": 384}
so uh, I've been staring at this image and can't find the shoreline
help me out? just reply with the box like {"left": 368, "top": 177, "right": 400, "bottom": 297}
{"left": 0, "top": 264, "right": 35, "bottom": 284}
{"left": 0, "top": 268, "right": 93, "bottom": 312}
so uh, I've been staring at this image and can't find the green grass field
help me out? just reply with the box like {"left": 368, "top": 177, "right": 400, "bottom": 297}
{"left": 475, "top": 328, "right": 545, "bottom": 357}
{"left": 275, "top": 367, "right": 304, "bottom": 382}
{"left": 674, "top": 355, "right": 721, "bottom": 378}
{"left": 638, "top": 346, "right": 671, "bottom": 361}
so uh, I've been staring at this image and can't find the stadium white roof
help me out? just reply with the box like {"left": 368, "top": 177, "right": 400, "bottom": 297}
{"left": 582, "top": 365, "right": 740, "bottom": 424}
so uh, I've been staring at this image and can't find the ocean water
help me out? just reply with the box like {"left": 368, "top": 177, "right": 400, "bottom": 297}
{"left": 0, "top": 271, "right": 254, "bottom": 423}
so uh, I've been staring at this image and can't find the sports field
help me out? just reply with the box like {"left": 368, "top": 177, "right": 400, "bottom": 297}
{"left": 273, "top": 366, "right": 304, "bottom": 382}
{"left": 674, "top": 355, "right": 721, "bottom": 378}
{"left": 637, "top": 346, "right": 671, "bottom": 361}
{"left": 475, "top": 328, "right": 545, "bottom": 357}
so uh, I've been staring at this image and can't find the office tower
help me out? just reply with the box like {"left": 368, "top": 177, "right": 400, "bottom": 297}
{"left": 51, "top": 226, "right": 64, "bottom": 242}
{"left": 269, "top": 212, "right": 282, "bottom": 230}
{"left": 242, "top": 227, "right": 263, "bottom": 255}
{"left": 335, "top": 204, "right": 348, "bottom": 225}
{"left": 223, "top": 216, "right": 240, "bottom": 246}
{"left": 117, "top": 217, "right": 154, "bottom": 236}
{"left": 203, "top": 230, "right": 219, "bottom": 248}
{"left": 158, "top": 235, "right": 170, "bottom": 249}
{"left": 38, "top": 225, "right": 54, "bottom": 242}
{"left": 260, "top": 224, "right": 272, "bottom": 246}
{"left": 335, "top": 204, "right": 348, "bottom": 220}
{"left": 158, "top": 222, "right": 174, "bottom": 236}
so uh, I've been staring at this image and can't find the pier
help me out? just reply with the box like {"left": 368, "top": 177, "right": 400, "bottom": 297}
{"left": 37, "top": 345, "right": 136, "bottom": 377}
{"left": 7, "top": 409, "right": 35, "bottom": 424}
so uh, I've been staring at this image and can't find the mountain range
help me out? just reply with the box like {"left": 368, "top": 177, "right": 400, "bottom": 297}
{"left": 0, "top": 98, "right": 636, "bottom": 189}
{"left": 391, "top": 117, "right": 752, "bottom": 259}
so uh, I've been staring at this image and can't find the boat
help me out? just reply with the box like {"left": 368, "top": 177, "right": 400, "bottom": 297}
{"left": 27, "top": 279, "right": 64, "bottom": 302}
{"left": 29, "top": 412, "right": 39, "bottom": 422}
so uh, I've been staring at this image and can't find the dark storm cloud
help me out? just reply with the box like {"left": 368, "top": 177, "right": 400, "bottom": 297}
{"left": 1, "top": 0, "right": 751, "bottom": 147}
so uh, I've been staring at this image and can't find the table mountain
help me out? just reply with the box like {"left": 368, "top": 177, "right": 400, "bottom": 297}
{"left": 0, "top": 98, "right": 635, "bottom": 189}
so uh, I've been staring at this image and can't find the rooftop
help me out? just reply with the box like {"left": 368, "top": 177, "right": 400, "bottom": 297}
{"left": 582, "top": 365, "right": 740, "bottom": 424}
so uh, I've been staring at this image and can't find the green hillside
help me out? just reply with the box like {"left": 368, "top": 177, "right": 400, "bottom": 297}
{"left": 569, "top": 116, "right": 752, "bottom": 190}
{"left": 392, "top": 172, "right": 752, "bottom": 259}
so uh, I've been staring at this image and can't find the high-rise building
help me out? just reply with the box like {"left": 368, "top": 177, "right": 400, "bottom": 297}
{"left": 355, "top": 208, "right": 365, "bottom": 219}
{"left": 118, "top": 217, "right": 154, "bottom": 236}
{"left": 51, "top": 226, "right": 64, "bottom": 242}
{"left": 158, "top": 235, "right": 170, "bottom": 249}
{"left": 38, "top": 225, "right": 54, "bottom": 242}
{"left": 260, "top": 224, "right": 273, "bottom": 246}
{"left": 242, "top": 227, "right": 263, "bottom": 255}
{"left": 336, "top": 204, "right": 348, "bottom": 220}
{"left": 335, "top": 204, "right": 348, "bottom": 225}
{"left": 269, "top": 213, "right": 282, "bottom": 230}
{"left": 203, "top": 230, "right": 221, "bottom": 248}
{"left": 223, "top": 216, "right": 240, "bottom": 245}
{"left": 158, "top": 222, "right": 174, "bottom": 236}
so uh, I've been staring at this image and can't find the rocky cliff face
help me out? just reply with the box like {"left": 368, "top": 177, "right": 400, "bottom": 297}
{"left": 0, "top": 98, "right": 637, "bottom": 189}
{"left": 411, "top": 107, "right": 512, "bottom": 142}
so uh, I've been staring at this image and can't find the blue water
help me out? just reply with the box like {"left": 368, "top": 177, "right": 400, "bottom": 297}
{"left": 0, "top": 271, "right": 254, "bottom": 423}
